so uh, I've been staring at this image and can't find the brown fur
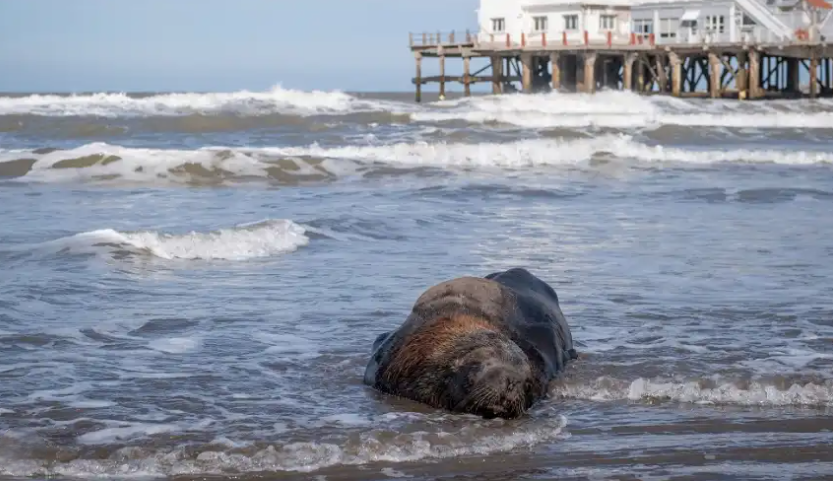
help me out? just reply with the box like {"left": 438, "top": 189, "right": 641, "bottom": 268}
{"left": 381, "top": 314, "right": 497, "bottom": 386}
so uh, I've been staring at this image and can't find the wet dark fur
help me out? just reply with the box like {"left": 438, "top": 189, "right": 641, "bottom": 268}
{"left": 363, "top": 268, "right": 577, "bottom": 419}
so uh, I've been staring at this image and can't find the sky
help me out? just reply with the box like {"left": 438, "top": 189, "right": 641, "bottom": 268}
{"left": 0, "top": 0, "right": 481, "bottom": 93}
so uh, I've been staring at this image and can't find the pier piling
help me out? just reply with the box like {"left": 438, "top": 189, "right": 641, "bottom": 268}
{"left": 584, "top": 54, "right": 596, "bottom": 94}
{"left": 407, "top": 28, "right": 833, "bottom": 102}
{"left": 670, "top": 53, "right": 682, "bottom": 97}
{"left": 414, "top": 52, "right": 422, "bottom": 103}
{"left": 551, "top": 52, "right": 561, "bottom": 91}
{"left": 439, "top": 51, "right": 446, "bottom": 99}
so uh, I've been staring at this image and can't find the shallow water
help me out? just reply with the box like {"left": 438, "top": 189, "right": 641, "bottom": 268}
{"left": 1, "top": 87, "right": 832, "bottom": 480}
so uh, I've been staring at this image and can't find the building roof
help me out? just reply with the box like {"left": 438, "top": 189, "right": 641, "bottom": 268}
{"left": 808, "top": 0, "right": 832, "bottom": 9}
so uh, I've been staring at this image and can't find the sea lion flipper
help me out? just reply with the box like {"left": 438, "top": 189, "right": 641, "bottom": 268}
{"left": 364, "top": 331, "right": 393, "bottom": 386}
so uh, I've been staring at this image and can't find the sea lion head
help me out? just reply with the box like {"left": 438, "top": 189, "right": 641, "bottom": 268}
{"left": 377, "top": 314, "right": 544, "bottom": 419}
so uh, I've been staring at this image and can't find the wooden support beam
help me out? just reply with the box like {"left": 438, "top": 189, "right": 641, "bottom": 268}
{"left": 551, "top": 52, "right": 561, "bottom": 91}
{"left": 810, "top": 55, "right": 819, "bottom": 98}
{"left": 708, "top": 52, "right": 721, "bottom": 99}
{"left": 415, "top": 53, "right": 422, "bottom": 103}
{"left": 521, "top": 53, "right": 533, "bottom": 92}
{"left": 463, "top": 55, "right": 471, "bottom": 97}
{"left": 491, "top": 56, "right": 502, "bottom": 94}
{"left": 636, "top": 55, "right": 645, "bottom": 94}
{"left": 736, "top": 51, "right": 748, "bottom": 100}
{"left": 670, "top": 52, "right": 682, "bottom": 97}
{"left": 718, "top": 56, "right": 737, "bottom": 91}
{"left": 641, "top": 56, "right": 662, "bottom": 92}
{"left": 584, "top": 53, "right": 597, "bottom": 94}
{"left": 624, "top": 53, "right": 636, "bottom": 91}
{"left": 415, "top": 74, "right": 521, "bottom": 84}
{"left": 439, "top": 54, "right": 446, "bottom": 99}
{"left": 655, "top": 55, "right": 668, "bottom": 93}
{"left": 787, "top": 58, "right": 799, "bottom": 93}
{"left": 748, "top": 49, "right": 762, "bottom": 99}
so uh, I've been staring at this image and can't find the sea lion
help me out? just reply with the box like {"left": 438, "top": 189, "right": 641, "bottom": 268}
{"left": 363, "top": 267, "right": 577, "bottom": 419}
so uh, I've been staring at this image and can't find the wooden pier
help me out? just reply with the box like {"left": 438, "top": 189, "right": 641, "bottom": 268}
{"left": 409, "top": 30, "right": 833, "bottom": 101}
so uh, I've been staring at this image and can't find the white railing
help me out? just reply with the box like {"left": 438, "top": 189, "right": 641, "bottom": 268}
{"left": 475, "top": 30, "right": 651, "bottom": 48}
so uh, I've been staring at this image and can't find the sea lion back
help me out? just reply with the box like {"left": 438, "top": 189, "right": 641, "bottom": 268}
{"left": 485, "top": 268, "right": 577, "bottom": 374}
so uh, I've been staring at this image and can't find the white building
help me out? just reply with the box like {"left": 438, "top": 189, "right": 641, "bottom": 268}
{"left": 475, "top": 0, "right": 833, "bottom": 47}
{"left": 476, "top": 0, "right": 635, "bottom": 47}
{"left": 630, "top": 0, "right": 832, "bottom": 44}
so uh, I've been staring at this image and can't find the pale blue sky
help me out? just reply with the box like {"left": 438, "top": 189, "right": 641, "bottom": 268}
{"left": 0, "top": 0, "right": 480, "bottom": 92}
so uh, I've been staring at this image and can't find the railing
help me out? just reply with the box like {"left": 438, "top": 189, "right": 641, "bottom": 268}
{"left": 409, "top": 30, "right": 475, "bottom": 47}
{"left": 415, "top": 25, "right": 826, "bottom": 51}
{"left": 474, "top": 30, "right": 654, "bottom": 48}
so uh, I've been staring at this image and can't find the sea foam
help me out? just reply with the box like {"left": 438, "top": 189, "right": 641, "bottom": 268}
{"left": 414, "top": 90, "right": 833, "bottom": 129}
{"left": 0, "top": 85, "right": 406, "bottom": 117}
{"left": 556, "top": 375, "right": 833, "bottom": 407}
{"left": 2, "top": 135, "right": 831, "bottom": 186}
{"left": 5, "top": 87, "right": 833, "bottom": 132}
{"left": 30, "top": 219, "right": 310, "bottom": 261}
{"left": 0, "top": 414, "right": 569, "bottom": 477}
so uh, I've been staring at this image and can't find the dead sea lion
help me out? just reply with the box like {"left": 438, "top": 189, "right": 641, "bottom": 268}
{"left": 363, "top": 267, "right": 578, "bottom": 419}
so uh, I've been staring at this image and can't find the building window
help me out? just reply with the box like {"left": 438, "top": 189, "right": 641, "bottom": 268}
{"left": 705, "top": 15, "right": 725, "bottom": 33}
{"left": 564, "top": 14, "right": 578, "bottom": 31}
{"left": 533, "top": 16, "right": 548, "bottom": 32}
{"left": 659, "top": 17, "right": 677, "bottom": 39}
{"left": 632, "top": 19, "right": 653, "bottom": 37}
{"left": 491, "top": 17, "right": 505, "bottom": 33}
{"left": 600, "top": 14, "right": 616, "bottom": 31}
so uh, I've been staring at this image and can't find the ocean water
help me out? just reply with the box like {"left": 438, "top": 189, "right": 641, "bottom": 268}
{"left": 1, "top": 86, "right": 832, "bottom": 480}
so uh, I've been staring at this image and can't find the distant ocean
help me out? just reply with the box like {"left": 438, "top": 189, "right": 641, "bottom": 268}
{"left": 1, "top": 86, "right": 831, "bottom": 480}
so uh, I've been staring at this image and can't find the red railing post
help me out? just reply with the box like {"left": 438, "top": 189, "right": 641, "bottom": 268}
{"left": 542, "top": 32, "right": 547, "bottom": 47}
{"left": 563, "top": 31, "right": 567, "bottom": 45}
{"left": 607, "top": 31, "right": 612, "bottom": 47}
{"left": 649, "top": 33, "right": 655, "bottom": 46}
{"left": 506, "top": 33, "right": 510, "bottom": 47}
{"left": 630, "top": 32, "right": 635, "bottom": 45}
{"left": 584, "top": 30, "right": 589, "bottom": 45}
{"left": 522, "top": 32, "right": 526, "bottom": 47}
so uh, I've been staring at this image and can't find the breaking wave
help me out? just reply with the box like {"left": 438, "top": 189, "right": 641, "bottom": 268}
{"left": 4, "top": 87, "right": 833, "bottom": 133}
{"left": 555, "top": 375, "right": 833, "bottom": 407}
{"left": 0, "top": 85, "right": 406, "bottom": 118}
{"left": 414, "top": 90, "right": 833, "bottom": 130}
{"left": 261, "top": 135, "right": 833, "bottom": 166}
{"left": 1, "top": 136, "right": 831, "bottom": 185}
{"left": 27, "top": 219, "right": 309, "bottom": 261}
{"left": 0, "top": 414, "right": 568, "bottom": 477}
{"left": 0, "top": 137, "right": 827, "bottom": 185}
{"left": 0, "top": 142, "right": 344, "bottom": 184}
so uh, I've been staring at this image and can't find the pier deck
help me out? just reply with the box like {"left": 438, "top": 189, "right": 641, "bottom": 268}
{"left": 409, "top": 30, "right": 833, "bottom": 101}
